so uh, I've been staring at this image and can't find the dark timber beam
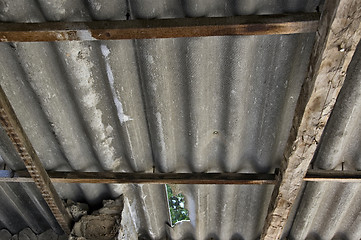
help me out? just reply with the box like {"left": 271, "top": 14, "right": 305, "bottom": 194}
{"left": 261, "top": 1, "right": 361, "bottom": 239}
{"left": 304, "top": 170, "right": 361, "bottom": 182}
{"left": 0, "top": 13, "right": 319, "bottom": 42}
{"left": 4, "top": 171, "right": 277, "bottom": 184}
{"left": 0, "top": 86, "right": 72, "bottom": 234}
{"left": 0, "top": 170, "right": 360, "bottom": 184}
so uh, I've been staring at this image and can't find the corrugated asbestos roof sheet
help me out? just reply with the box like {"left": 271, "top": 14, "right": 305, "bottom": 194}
{"left": 2, "top": 0, "right": 360, "bottom": 239}
{"left": 289, "top": 182, "right": 361, "bottom": 240}
{"left": 0, "top": 182, "right": 62, "bottom": 234}
{"left": 283, "top": 34, "right": 361, "bottom": 240}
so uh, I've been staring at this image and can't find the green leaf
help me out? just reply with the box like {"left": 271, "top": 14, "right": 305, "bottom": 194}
{"left": 166, "top": 184, "right": 190, "bottom": 225}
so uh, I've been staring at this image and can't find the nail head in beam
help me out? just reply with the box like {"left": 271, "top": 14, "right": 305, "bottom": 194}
{"left": 0, "top": 86, "right": 72, "bottom": 234}
{"left": 0, "top": 13, "right": 320, "bottom": 42}
{"left": 261, "top": 1, "right": 361, "bottom": 239}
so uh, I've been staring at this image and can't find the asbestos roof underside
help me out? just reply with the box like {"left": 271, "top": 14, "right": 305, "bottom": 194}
{"left": 1, "top": 0, "right": 361, "bottom": 239}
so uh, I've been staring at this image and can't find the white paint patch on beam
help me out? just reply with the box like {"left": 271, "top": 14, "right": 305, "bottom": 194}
{"left": 100, "top": 44, "right": 132, "bottom": 124}
{"left": 261, "top": 0, "right": 361, "bottom": 239}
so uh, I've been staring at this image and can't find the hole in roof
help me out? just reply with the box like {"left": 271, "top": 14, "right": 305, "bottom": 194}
{"left": 165, "top": 184, "right": 190, "bottom": 226}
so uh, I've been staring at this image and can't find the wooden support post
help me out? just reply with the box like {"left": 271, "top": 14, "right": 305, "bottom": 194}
{"left": 0, "top": 86, "right": 72, "bottom": 234}
{"left": 261, "top": 1, "right": 361, "bottom": 239}
{"left": 0, "top": 13, "right": 319, "bottom": 42}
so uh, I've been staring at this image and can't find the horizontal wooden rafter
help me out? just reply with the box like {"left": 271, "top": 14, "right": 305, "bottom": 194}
{"left": 0, "top": 13, "right": 320, "bottom": 42}
{"left": 0, "top": 170, "right": 360, "bottom": 184}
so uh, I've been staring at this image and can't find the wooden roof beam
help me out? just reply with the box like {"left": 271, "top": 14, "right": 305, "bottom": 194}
{"left": 0, "top": 170, "right": 360, "bottom": 184}
{"left": 0, "top": 85, "right": 73, "bottom": 234}
{"left": 0, "top": 13, "right": 319, "bottom": 42}
{"left": 261, "top": 1, "right": 361, "bottom": 239}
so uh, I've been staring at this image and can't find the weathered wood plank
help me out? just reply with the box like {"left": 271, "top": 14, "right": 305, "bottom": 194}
{"left": 0, "top": 13, "right": 319, "bottom": 42}
{"left": 261, "top": 1, "right": 361, "bottom": 239}
{"left": 0, "top": 86, "right": 72, "bottom": 234}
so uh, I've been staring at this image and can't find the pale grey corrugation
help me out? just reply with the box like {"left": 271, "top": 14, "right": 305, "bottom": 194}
{"left": 135, "top": 33, "right": 314, "bottom": 174}
{"left": 36, "top": 0, "right": 92, "bottom": 22}
{"left": 130, "top": 0, "right": 320, "bottom": 18}
{"left": 0, "top": 229, "right": 11, "bottom": 239}
{"left": 0, "top": 228, "right": 68, "bottom": 240}
{"left": 289, "top": 183, "right": 361, "bottom": 240}
{"left": 87, "top": 1, "right": 154, "bottom": 172}
{"left": 313, "top": 41, "right": 361, "bottom": 170}
{"left": 0, "top": 0, "right": 45, "bottom": 22}
{"left": 55, "top": 41, "right": 130, "bottom": 172}
{"left": 0, "top": 184, "right": 29, "bottom": 234}
{"left": 98, "top": 40, "right": 154, "bottom": 172}
{"left": 86, "top": 0, "right": 128, "bottom": 20}
{"left": 20, "top": 183, "right": 63, "bottom": 233}
{"left": 0, "top": 0, "right": 117, "bottom": 217}
{"left": 0, "top": 126, "right": 24, "bottom": 170}
{"left": 134, "top": 37, "right": 196, "bottom": 173}
{"left": 0, "top": 42, "right": 110, "bottom": 206}
{"left": 0, "top": 183, "right": 62, "bottom": 234}
{"left": 13, "top": 42, "right": 103, "bottom": 172}
{"left": 287, "top": 182, "right": 328, "bottom": 239}
{"left": 0, "top": 0, "right": 328, "bottom": 239}
{"left": 22, "top": 2, "right": 165, "bottom": 238}
{"left": 0, "top": 44, "right": 70, "bottom": 171}
{"left": 118, "top": 184, "right": 169, "bottom": 239}
{"left": 136, "top": 184, "right": 169, "bottom": 239}
{"left": 167, "top": 184, "right": 274, "bottom": 239}
{"left": 285, "top": 37, "right": 361, "bottom": 240}
{"left": 37, "top": 0, "right": 131, "bottom": 198}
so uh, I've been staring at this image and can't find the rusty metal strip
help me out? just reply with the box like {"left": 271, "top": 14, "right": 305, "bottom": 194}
{"left": 0, "top": 86, "right": 72, "bottom": 234}
{"left": 261, "top": 1, "right": 361, "bottom": 239}
{"left": 0, "top": 13, "right": 319, "bottom": 42}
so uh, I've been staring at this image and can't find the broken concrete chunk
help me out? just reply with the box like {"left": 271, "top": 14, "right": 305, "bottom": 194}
{"left": 64, "top": 199, "right": 89, "bottom": 222}
{"left": 72, "top": 215, "right": 120, "bottom": 240}
{"left": 95, "top": 198, "right": 123, "bottom": 215}
{"left": 70, "top": 195, "right": 123, "bottom": 240}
